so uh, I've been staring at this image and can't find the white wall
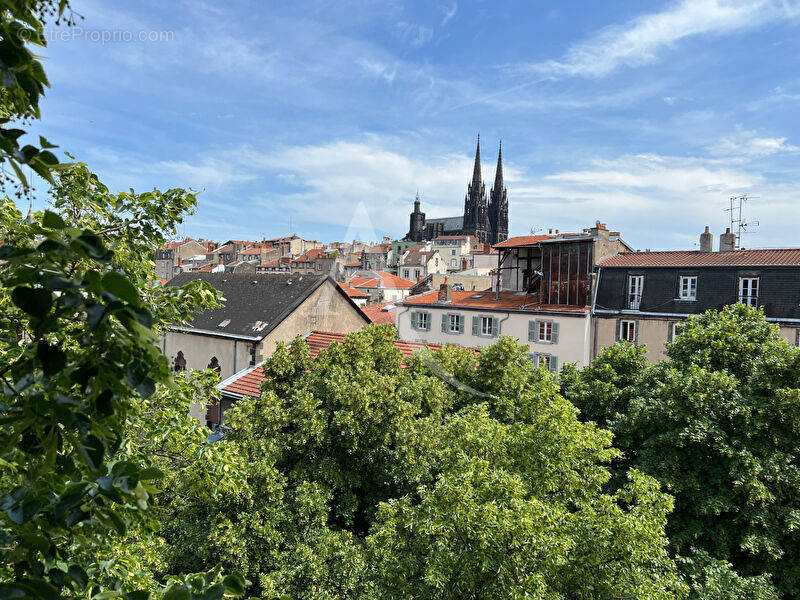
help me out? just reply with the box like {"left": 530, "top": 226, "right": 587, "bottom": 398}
{"left": 396, "top": 304, "right": 592, "bottom": 368}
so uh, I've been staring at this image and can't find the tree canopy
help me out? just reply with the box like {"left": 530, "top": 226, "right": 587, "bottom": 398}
{"left": 561, "top": 304, "right": 800, "bottom": 599}
{"left": 160, "top": 329, "right": 686, "bottom": 599}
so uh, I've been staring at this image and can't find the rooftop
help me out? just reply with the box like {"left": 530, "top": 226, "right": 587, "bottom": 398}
{"left": 166, "top": 272, "right": 333, "bottom": 338}
{"left": 361, "top": 301, "right": 397, "bottom": 325}
{"left": 598, "top": 248, "right": 800, "bottom": 268}
{"left": 401, "top": 290, "right": 590, "bottom": 313}
{"left": 349, "top": 271, "right": 415, "bottom": 289}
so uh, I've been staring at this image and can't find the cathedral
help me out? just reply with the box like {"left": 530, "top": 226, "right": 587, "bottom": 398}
{"left": 405, "top": 136, "right": 508, "bottom": 245}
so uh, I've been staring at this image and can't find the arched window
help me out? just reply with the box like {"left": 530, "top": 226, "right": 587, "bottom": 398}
{"left": 207, "top": 356, "right": 221, "bottom": 375}
{"left": 174, "top": 350, "right": 186, "bottom": 372}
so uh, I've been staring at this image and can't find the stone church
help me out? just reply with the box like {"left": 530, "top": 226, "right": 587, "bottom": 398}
{"left": 405, "top": 136, "right": 508, "bottom": 245}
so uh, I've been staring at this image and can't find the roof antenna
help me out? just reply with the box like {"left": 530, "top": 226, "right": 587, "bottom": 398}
{"left": 726, "top": 194, "right": 760, "bottom": 249}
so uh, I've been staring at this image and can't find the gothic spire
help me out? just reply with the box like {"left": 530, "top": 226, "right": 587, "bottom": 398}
{"left": 493, "top": 140, "right": 504, "bottom": 193}
{"left": 471, "top": 133, "right": 482, "bottom": 185}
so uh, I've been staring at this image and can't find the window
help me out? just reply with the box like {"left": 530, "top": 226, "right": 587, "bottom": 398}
{"left": 528, "top": 320, "right": 560, "bottom": 344}
{"left": 472, "top": 315, "right": 498, "bottom": 337}
{"left": 627, "top": 275, "right": 644, "bottom": 309}
{"left": 739, "top": 277, "right": 759, "bottom": 306}
{"left": 451, "top": 249, "right": 456, "bottom": 256}
{"left": 481, "top": 316, "right": 494, "bottom": 336}
{"left": 404, "top": 269, "right": 411, "bottom": 279}
{"left": 414, "top": 269, "right": 421, "bottom": 279}
{"left": 669, "top": 322, "right": 681, "bottom": 342}
{"left": 450, "top": 258, "right": 457, "bottom": 268}
{"left": 412, "top": 311, "right": 430, "bottom": 331}
{"left": 619, "top": 320, "right": 637, "bottom": 343}
{"left": 173, "top": 350, "right": 186, "bottom": 372}
{"left": 679, "top": 276, "right": 697, "bottom": 300}
{"left": 442, "top": 313, "right": 463, "bottom": 334}
{"left": 530, "top": 353, "right": 558, "bottom": 373}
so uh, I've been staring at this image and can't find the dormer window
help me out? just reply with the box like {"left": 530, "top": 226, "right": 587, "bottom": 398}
{"left": 627, "top": 275, "right": 643, "bottom": 310}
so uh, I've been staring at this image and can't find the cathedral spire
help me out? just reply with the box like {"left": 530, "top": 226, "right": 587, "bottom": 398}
{"left": 493, "top": 140, "right": 503, "bottom": 193}
{"left": 472, "top": 133, "right": 482, "bottom": 185}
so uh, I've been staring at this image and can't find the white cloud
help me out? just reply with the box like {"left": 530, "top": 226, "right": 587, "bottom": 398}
{"left": 708, "top": 127, "right": 798, "bottom": 157}
{"left": 440, "top": 2, "right": 458, "bottom": 26}
{"left": 514, "top": 0, "right": 800, "bottom": 79}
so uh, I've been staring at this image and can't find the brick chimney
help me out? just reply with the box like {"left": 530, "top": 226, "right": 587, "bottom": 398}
{"left": 438, "top": 282, "right": 452, "bottom": 303}
{"left": 699, "top": 226, "right": 713, "bottom": 252}
{"left": 719, "top": 227, "right": 736, "bottom": 253}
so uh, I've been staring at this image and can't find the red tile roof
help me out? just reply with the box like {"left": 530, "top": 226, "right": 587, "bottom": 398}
{"left": 219, "top": 331, "right": 470, "bottom": 399}
{"left": 338, "top": 282, "right": 370, "bottom": 299}
{"left": 348, "top": 271, "right": 415, "bottom": 290}
{"left": 493, "top": 235, "right": 555, "bottom": 248}
{"left": 361, "top": 301, "right": 397, "bottom": 325}
{"left": 598, "top": 248, "right": 800, "bottom": 268}
{"left": 241, "top": 246, "right": 262, "bottom": 255}
{"left": 401, "top": 290, "right": 590, "bottom": 313}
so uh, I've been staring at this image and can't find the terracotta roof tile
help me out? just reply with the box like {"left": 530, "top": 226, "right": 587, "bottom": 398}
{"left": 361, "top": 301, "right": 397, "bottom": 325}
{"left": 348, "top": 271, "right": 414, "bottom": 290}
{"left": 493, "top": 235, "right": 555, "bottom": 248}
{"left": 401, "top": 290, "right": 589, "bottom": 313}
{"left": 598, "top": 248, "right": 800, "bottom": 268}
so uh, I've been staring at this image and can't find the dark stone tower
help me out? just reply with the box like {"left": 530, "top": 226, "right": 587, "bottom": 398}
{"left": 488, "top": 141, "right": 508, "bottom": 244}
{"left": 406, "top": 192, "right": 426, "bottom": 242}
{"left": 462, "top": 135, "right": 489, "bottom": 243}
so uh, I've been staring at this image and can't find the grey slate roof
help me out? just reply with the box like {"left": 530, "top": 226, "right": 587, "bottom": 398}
{"left": 426, "top": 215, "right": 463, "bottom": 232}
{"left": 166, "top": 272, "right": 330, "bottom": 339}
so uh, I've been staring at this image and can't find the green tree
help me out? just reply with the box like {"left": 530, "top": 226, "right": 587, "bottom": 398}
{"left": 561, "top": 304, "right": 800, "bottom": 598}
{"left": 0, "top": 168, "right": 244, "bottom": 598}
{"left": 162, "top": 328, "right": 686, "bottom": 599}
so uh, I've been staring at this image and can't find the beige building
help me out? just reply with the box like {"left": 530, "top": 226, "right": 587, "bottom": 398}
{"left": 430, "top": 272, "right": 492, "bottom": 292}
{"left": 431, "top": 235, "right": 477, "bottom": 271}
{"left": 397, "top": 285, "right": 591, "bottom": 371}
{"left": 398, "top": 244, "right": 447, "bottom": 281}
{"left": 163, "top": 272, "right": 369, "bottom": 422}
{"left": 155, "top": 238, "right": 206, "bottom": 281}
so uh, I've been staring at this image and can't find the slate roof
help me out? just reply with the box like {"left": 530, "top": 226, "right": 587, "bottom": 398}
{"left": 598, "top": 248, "right": 800, "bottom": 268}
{"left": 167, "top": 272, "right": 333, "bottom": 339}
{"left": 401, "top": 290, "right": 590, "bottom": 314}
{"left": 218, "top": 330, "right": 473, "bottom": 400}
{"left": 426, "top": 216, "right": 463, "bottom": 231}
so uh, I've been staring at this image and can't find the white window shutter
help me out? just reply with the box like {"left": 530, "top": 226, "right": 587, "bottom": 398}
{"left": 458, "top": 315, "right": 464, "bottom": 333}
{"left": 441, "top": 314, "right": 448, "bottom": 333}
{"left": 472, "top": 316, "right": 480, "bottom": 335}
{"left": 615, "top": 318, "right": 622, "bottom": 342}
{"left": 551, "top": 322, "right": 559, "bottom": 344}
{"left": 549, "top": 356, "right": 558, "bottom": 373}
{"left": 491, "top": 317, "right": 499, "bottom": 337}
{"left": 411, "top": 311, "right": 418, "bottom": 330}
{"left": 633, "top": 321, "right": 639, "bottom": 345}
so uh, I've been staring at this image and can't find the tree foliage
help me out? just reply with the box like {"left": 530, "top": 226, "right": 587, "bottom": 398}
{"left": 161, "top": 328, "right": 686, "bottom": 599}
{"left": 0, "top": 165, "right": 243, "bottom": 597}
{"left": 561, "top": 304, "right": 800, "bottom": 598}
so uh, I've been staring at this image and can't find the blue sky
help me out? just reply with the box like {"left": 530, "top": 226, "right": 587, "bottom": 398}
{"left": 28, "top": 0, "right": 800, "bottom": 249}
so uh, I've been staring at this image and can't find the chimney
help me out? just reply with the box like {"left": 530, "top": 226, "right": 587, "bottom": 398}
{"left": 719, "top": 227, "right": 736, "bottom": 252}
{"left": 438, "top": 282, "right": 452, "bottom": 303}
{"left": 699, "top": 226, "right": 713, "bottom": 252}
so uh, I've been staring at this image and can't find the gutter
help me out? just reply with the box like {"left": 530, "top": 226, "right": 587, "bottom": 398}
{"left": 167, "top": 325, "right": 262, "bottom": 341}
{"left": 399, "top": 302, "right": 589, "bottom": 317}
{"left": 591, "top": 266, "right": 601, "bottom": 361}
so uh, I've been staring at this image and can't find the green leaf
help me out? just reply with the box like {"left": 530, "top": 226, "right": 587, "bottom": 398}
{"left": 42, "top": 210, "right": 66, "bottom": 229}
{"left": 78, "top": 435, "right": 105, "bottom": 471}
{"left": 37, "top": 342, "right": 66, "bottom": 376}
{"left": 163, "top": 586, "right": 190, "bottom": 600}
{"left": 101, "top": 271, "right": 140, "bottom": 306}
{"left": 11, "top": 286, "right": 52, "bottom": 319}
{"left": 67, "top": 565, "right": 88, "bottom": 588}
{"left": 221, "top": 575, "right": 246, "bottom": 596}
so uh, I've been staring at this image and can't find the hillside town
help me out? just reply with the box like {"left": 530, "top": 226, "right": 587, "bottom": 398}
{"left": 155, "top": 139, "right": 800, "bottom": 429}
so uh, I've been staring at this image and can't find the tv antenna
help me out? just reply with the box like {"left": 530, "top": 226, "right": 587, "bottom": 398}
{"left": 529, "top": 226, "right": 541, "bottom": 235}
{"left": 726, "top": 194, "right": 759, "bottom": 249}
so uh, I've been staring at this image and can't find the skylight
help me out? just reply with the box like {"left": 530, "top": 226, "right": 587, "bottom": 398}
{"left": 218, "top": 319, "right": 231, "bottom": 328}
